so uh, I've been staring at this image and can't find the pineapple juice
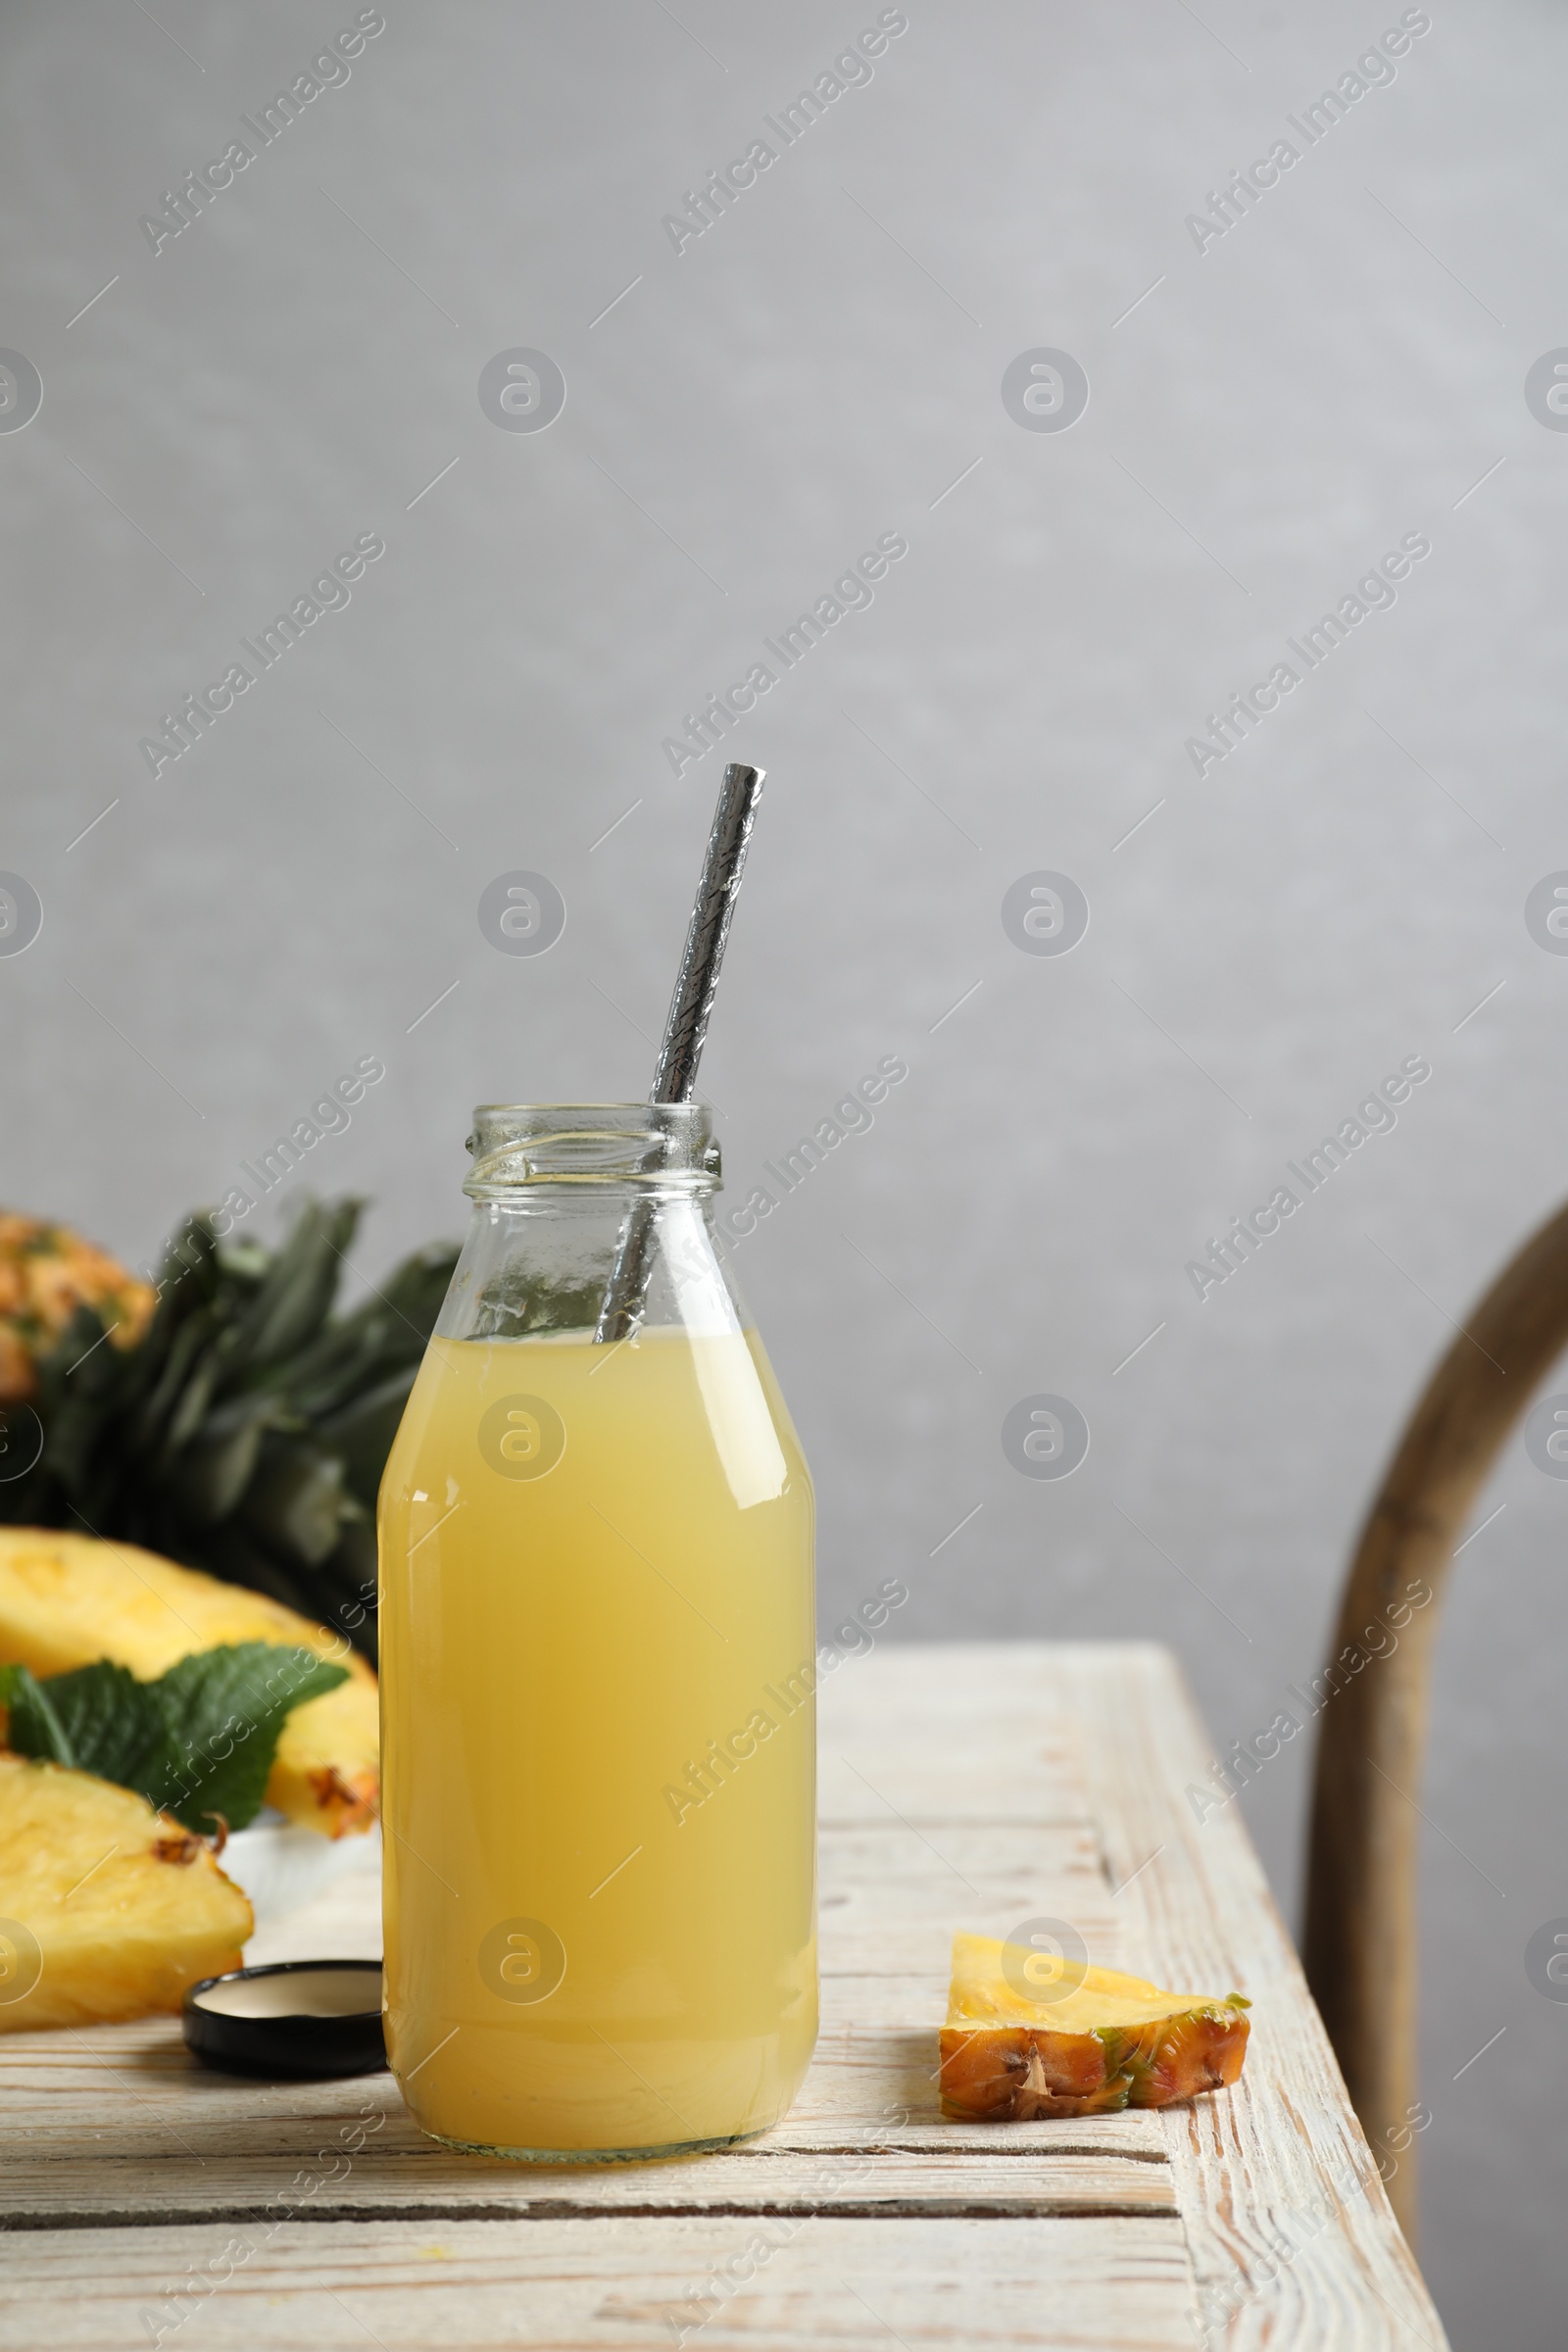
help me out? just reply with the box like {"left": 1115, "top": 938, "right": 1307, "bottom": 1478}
{"left": 379, "top": 1322, "right": 817, "bottom": 2156}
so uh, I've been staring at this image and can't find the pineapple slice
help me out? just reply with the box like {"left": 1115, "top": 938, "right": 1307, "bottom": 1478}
{"left": 0, "top": 1529, "right": 377, "bottom": 1838}
{"left": 940, "top": 1931, "right": 1250, "bottom": 2120}
{"left": 0, "top": 1754, "right": 252, "bottom": 2030}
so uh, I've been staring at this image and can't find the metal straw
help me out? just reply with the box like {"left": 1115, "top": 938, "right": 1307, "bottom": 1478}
{"left": 595, "top": 761, "right": 766, "bottom": 1343}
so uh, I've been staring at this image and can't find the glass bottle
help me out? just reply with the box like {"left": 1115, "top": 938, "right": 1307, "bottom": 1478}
{"left": 378, "top": 1103, "right": 817, "bottom": 2158}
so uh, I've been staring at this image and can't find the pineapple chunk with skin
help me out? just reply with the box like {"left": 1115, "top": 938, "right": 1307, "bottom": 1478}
{"left": 940, "top": 1931, "right": 1250, "bottom": 2121}
{"left": 0, "top": 1529, "right": 377, "bottom": 1838}
{"left": 0, "top": 1754, "right": 252, "bottom": 2030}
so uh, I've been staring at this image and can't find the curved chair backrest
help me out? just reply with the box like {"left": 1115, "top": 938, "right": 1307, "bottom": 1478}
{"left": 1303, "top": 1197, "right": 1568, "bottom": 2243}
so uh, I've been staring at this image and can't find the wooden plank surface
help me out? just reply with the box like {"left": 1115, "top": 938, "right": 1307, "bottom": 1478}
{"left": 0, "top": 2216, "right": 1197, "bottom": 2351}
{"left": 0, "top": 1642, "right": 1450, "bottom": 2350}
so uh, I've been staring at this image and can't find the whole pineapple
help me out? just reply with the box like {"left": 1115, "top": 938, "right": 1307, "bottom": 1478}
{"left": 0, "top": 1213, "right": 156, "bottom": 1405}
{"left": 0, "top": 1201, "right": 457, "bottom": 1658}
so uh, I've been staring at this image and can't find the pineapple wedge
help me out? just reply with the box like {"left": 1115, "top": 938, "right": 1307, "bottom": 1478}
{"left": 940, "top": 1931, "right": 1250, "bottom": 2120}
{"left": 0, "top": 1754, "right": 252, "bottom": 2030}
{"left": 0, "top": 1528, "right": 377, "bottom": 1837}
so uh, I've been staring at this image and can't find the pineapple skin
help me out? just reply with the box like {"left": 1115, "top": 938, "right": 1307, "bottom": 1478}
{"left": 940, "top": 1936, "right": 1250, "bottom": 2120}
{"left": 0, "top": 1214, "right": 155, "bottom": 1405}
{"left": 939, "top": 2003, "right": 1250, "bottom": 2119}
{"left": 0, "top": 1528, "right": 377, "bottom": 1838}
{"left": 0, "top": 1755, "right": 252, "bottom": 2031}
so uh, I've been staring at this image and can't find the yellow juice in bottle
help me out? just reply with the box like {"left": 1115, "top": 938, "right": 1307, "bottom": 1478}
{"left": 379, "top": 1316, "right": 817, "bottom": 2157}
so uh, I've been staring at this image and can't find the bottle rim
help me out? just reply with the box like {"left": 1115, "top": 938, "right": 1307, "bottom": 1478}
{"left": 464, "top": 1102, "right": 720, "bottom": 1197}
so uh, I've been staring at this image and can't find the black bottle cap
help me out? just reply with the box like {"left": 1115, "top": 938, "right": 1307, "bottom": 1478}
{"left": 183, "top": 1960, "right": 387, "bottom": 2079}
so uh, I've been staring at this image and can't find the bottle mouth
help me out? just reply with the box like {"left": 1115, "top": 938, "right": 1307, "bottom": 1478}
{"left": 465, "top": 1102, "right": 720, "bottom": 1197}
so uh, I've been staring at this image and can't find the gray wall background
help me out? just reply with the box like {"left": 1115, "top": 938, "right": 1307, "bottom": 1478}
{"left": 3, "top": 0, "right": 1564, "bottom": 2337}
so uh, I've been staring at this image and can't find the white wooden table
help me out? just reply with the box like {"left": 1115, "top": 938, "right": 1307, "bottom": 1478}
{"left": 0, "top": 1644, "right": 1448, "bottom": 2349}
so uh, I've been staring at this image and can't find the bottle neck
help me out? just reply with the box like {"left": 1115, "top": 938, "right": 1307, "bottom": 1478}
{"left": 439, "top": 1104, "right": 742, "bottom": 1344}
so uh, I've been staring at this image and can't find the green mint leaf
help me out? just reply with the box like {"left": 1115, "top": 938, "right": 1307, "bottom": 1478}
{"left": 2, "top": 1656, "right": 172, "bottom": 1787}
{"left": 0, "top": 1660, "right": 77, "bottom": 1763}
{"left": 144, "top": 1643, "right": 349, "bottom": 1832}
{"left": 1, "top": 1643, "right": 348, "bottom": 1835}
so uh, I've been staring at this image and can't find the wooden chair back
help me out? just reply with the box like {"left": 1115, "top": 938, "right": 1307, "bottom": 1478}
{"left": 1303, "top": 1198, "right": 1568, "bottom": 2241}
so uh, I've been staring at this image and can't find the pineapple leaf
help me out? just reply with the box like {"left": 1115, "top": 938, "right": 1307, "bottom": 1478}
{"left": 172, "top": 1396, "right": 282, "bottom": 1527}
{"left": 136, "top": 1303, "right": 220, "bottom": 1458}
{"left": 240, "top": 1439, "right": 348, "bottom": 1569}
{"left": 282, "top": 1244, "right": 454, "bottom": 1413}
{"left": 234, "top": 1200, "right": 361, "bottom": 1368}
{"left": 315, "top": 1369, "right": 422, "bottom": 1506}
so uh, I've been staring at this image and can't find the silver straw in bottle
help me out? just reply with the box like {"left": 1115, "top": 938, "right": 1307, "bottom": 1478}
{"left": 594, "top": 761, "right": 766, "bottom": 1343}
